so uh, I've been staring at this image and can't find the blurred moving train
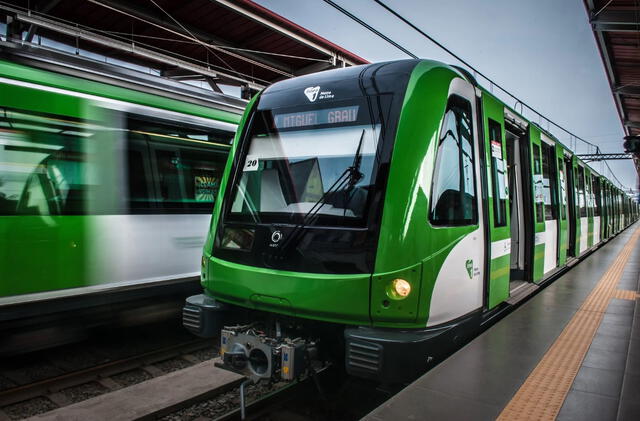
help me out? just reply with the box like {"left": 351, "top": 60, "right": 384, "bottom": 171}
{"left": 0, "top": 44, "right": 245, "bottom": 353}
{"left": 184, "top": 59, "right": 640, "bottom": 384}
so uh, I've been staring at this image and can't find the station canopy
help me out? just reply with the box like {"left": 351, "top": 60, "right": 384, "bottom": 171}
{"left": 585, "top": 0, "right": 640, "bottom": 175}
{"left": 0, "top": 0, "right": 368, "bottom": 97}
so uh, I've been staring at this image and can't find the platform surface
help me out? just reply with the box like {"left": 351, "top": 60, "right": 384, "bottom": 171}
{"left": 364, "top": 225, "right": 640, "bottom": 421}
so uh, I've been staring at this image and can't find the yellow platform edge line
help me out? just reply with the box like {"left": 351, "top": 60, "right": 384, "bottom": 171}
{"left": 496, "top": 228, "right": 640, "bottom": 421}
{"left": 613, "top": 289, "right": 638, "bottom": 300}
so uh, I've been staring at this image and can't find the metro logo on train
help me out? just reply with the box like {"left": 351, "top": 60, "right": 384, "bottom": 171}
{"left": 304, "top": 85, "right": 320, "bottom": 102}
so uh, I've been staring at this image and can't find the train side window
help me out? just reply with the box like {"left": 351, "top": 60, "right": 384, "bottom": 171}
{"left": 430, "top": 95, "right": 477, "bottom": 226}
{"left": 541, "top": 142, "right": 557, "bottom": 221}
{"left": 1, "top": 108, "right": 89, "bottom": 216}
{"left": 585, "top": 172, "right": 592, "bottom": 216}
{"left": 488, "top": 119, "right": 507, "bottom": 227}
{"left": 126, "top": 115, "right": 233, "bottom": 214}
{"left": 593, "top": 176, "right": 601, "bottom": 217}
{"left": 176, "top": 149, "right": 227, "bottom": 211}
{"left": 155, "top": 148, "right": 185, "bottom": 210}
{"left": 532, "top": 144, "right": 544, "bottom": 223}
{"left": 152, "top": 144, "right": 228, "bottom": 212}
{"left": 557, "top": 157, "right": 566, "bottom": 220}
{"left": 127, "top": 133, "right": 155, "bottom": 212}
{"left": 578, "top": 165, "right": 586, "bottom": 217}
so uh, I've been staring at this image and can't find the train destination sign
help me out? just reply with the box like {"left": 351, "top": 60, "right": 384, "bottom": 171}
{"left": 274, "top": 106, "right": 359, "bottom": 129}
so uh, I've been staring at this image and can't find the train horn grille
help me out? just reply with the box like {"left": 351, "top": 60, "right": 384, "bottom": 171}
{"left": 347, "top": 340, "right": 382, "bottom": 374}
{"left": 182, "top": 305, "right": 202, "bottom": 332}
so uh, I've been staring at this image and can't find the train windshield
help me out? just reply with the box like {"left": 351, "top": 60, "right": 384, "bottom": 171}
{"left": 227, "top": 100, "right": 382, "bottom": 226}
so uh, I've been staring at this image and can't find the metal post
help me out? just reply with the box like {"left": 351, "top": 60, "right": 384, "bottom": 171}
{"left": 239, "top": 378, "right": 252, "bottom": 420}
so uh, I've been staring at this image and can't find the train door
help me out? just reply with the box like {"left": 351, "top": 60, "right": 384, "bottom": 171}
{"left": 504, "top": 111, "right": 529, "bottom": 294}
{"left": 593, "top": 176, "right": 602, "bottom": 244}
{"left": 577, "top": 164, "right": 588, "bottom": 254}
{"left": 603, "top": 182, "right": 609, "bottom": 239}
{"left": 565, "top": 155, "right": 577, "bottom": 257}
{"left": 529, "top": 127, "right": 546, "bottom": 283}
{"left": 585, "top": 168, "right": 594, "bottom": 249}
{"left": 482, "top": 95, "right": 510, "bottom": 309}
{"left": 556, "top": 148, "right": 568, "bottom": 266}
{"left": 540, "top": 137, "right": 559, "bottom": 275}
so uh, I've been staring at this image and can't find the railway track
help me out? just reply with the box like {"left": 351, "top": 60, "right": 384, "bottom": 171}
{"left": 0, "top": 339, "right": 215, "bottom": 420}
{"left": 10, "top": 359, "right": 315, "bottom": 421}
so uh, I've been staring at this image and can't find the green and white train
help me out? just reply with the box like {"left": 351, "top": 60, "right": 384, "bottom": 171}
{"left": 184, "top": 59, "right": 639, "bottom": 383}
{"left": 0, "top": 45, "right": 244, "bottom": 353}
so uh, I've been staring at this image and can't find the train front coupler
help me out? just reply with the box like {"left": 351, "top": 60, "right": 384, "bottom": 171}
{"left": 218, "top": 323, "right": 321, "bottom": 383}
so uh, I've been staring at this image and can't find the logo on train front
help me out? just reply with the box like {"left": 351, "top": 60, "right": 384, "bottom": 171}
{"left": 304, "top": 86, "right": 320, "bottom": 102}
{"left": 271, "top": 230, "right": 283, "bottom": 244}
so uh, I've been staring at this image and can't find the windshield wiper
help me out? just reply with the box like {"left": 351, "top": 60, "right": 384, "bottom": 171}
{"left": 343, "top": 129, "right": 365, "bottom": 215}
{"left": 276, "top": 129, "right": 366, "bottom": 256}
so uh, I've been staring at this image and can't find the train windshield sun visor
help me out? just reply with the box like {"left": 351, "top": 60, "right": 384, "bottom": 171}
{"left": 226, "top": 97, "right": 385, "bottom": 227}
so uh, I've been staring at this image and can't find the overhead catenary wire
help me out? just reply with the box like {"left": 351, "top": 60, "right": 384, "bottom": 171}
{"left": 321, "top": 0, "right": 605, "bottom": 157}
{"left": 147, "top": 0, "right": 236, "bottom": 74}
{"left": 96, "top": 31, "right": 332, "bottom": 62}
{"left": 372, "top": 0, "right": 603, "bottom": 154}
{"left": 321, "top": 0, "right": 417, "bottom": 59}
{"left": 604, "top": 160, "right": 627, "bottom": 190}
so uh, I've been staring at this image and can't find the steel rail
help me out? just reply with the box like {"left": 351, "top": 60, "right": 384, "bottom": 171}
{"left": 0, "top": 339, "right": 212, "bottom": 408}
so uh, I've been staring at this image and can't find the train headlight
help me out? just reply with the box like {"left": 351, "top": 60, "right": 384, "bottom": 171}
{"left": 389, "top": 278, "right": 411, "bottom": 299}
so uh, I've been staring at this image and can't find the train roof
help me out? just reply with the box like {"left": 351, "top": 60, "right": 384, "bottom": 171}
{"left": 259, "top": 57, "right": 625, "bottom": 191}
{"left": 261, "top": 59, "right": 419, "bottom": 96}
{"left": 0, "top": 42, "right": 247, "bottom": 116}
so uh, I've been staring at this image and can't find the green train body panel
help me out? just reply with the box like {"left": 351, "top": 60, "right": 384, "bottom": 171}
{"left": 482, "top": 93, "right": 510, "bottom": 309}
{"left": 206, "top": 256, "right": 371, "bottom": 324}
{"left": 1, "top": 216, "right": 86, "bottom": 296}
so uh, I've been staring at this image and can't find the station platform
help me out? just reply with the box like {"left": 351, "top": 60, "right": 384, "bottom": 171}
{"left": 364, "top": 225, "right": 640, "bottom": 421}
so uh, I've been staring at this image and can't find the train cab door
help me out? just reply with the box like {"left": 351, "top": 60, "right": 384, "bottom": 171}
{"left": 426, "top": 78, "right": 486, "bottom": 325}
{"left": 482, "top": 95, "right": 510, "bottom": 309}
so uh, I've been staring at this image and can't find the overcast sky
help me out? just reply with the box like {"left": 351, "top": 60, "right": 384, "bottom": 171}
{"left": 255, "top": 0, "right": 638, "bottom": 192}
